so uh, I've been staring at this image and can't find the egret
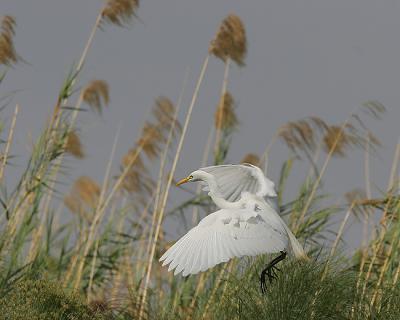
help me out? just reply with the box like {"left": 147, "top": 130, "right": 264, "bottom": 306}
{"left": 159, "top": 164, "right": 307, "bottom": 293}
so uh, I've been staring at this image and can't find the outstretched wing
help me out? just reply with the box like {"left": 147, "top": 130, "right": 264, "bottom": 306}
{"left": 159, "top": 208, "right": 288, "bottom": 276}
{"left": 199, "top": 164, "right": 276, "bottom": 202}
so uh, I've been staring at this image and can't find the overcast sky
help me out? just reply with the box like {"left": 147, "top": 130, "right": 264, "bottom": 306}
{"left": 1, "top": 0, "right": 400, "bottom": 251}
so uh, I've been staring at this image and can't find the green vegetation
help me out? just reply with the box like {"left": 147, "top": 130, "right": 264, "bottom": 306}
{"left": 0, "top": 279, "right": 107, "bottom": 320}
{"left": 0, "top": 2, "right": 399, "bottom": 319}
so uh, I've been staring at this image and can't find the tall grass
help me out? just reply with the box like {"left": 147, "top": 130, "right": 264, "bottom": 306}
{"left": 0, "top": 6, "right": 399, "bottom": 320}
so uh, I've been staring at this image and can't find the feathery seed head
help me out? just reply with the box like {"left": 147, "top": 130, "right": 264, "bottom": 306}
{"left": 241, "top": 153, "right": 260, "bottom": 166}
{"left": 0, "top": 15, "right": 18, "bottom": 66}
{"left": 278, "top": 116, "right": 380, "bottom": 158}
{"left": 309, "top": 117, "right": 329, "bottom": 132}
{"left": 64, "top": 176, "right": 101, "bottom": 221}
{"left": 278, "top": 120, "right": 317, "bottom": 154}
{"left": 137, "top": 122, "right": 166, "bottom": 159}
{"left": 209, "top": 14, "right": 247, "bottom": 66}
{"left": 119, "top": 148, "right": 154, "bottom": 198}
{"left": 345, "top": 188, "right": 369, "bottom": 219}
{"left": 153, "top": 97, "right": 181, "bottom": 134}
{"left": 65, "top": 131, "right": 84, "bottom": 159}
{"left": 345, "top": 189, "right": 367, "bottom": 205}
{"left": 74, "top": 176, "right": 101, "bottom": 208}
{"left": 362, "top": 100, "right": 386, "bottom": 119}
{"left": 322, "top": 126, "right": 348, "bottom": 156}
{"left": 82, "top": 80, "right": 109, "bottom": 114}
{"left": 121, "top": 148, "right": 145, "bottom": 170}
{"left": 64, "top": 194, "right": 81, "bottom": 216}
{"left": 101, "top": 0, "right": 140, "bottom": 27}
{"left": 214, "top": 92, "right": 238, "bottom": 130}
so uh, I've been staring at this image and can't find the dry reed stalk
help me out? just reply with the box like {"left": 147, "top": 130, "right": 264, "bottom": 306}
{"left": 138, "top": 54, "right": 210, "bottom": 320}
{"left": 141, "top": 78, "right": 187, "bottom": 287}
{"left": 358, "top": 201, "right": 395, "bottom": 307}
{"left": 386, "top": 138, "right": 400, "bottom": 209}
{"left": 328, "top": 202, "right": 356, "bottom": 262}
{"left": 48, "top": 12, "right": 102, "bottom": 133}
{"left": 63, "top": 226, "right": 86, "bottom": 286}
{"left": 27, "top": 200, "right": 64, "bottom": 266}
{"left": 352, "top": 245, "right": 370, "bottom": 319}
{"left": 214, "top": 59, "right": 231, "bottom": 154}
{"left": 0, "top": 104, "right": 19, "bottom": 181}
{"left": 294, "top": 115, "right": 355, "bottom": 233}
{"left": 393, "top": 264, "right": 400, "bottom": 287}
{"left": 114, "top": 96, "right": 181, "bottom": 203}
{"left": 310, "top": 202, "right": 356, "bottom": 319}
{"left": 384, "top": 239, "right": 400, "bottom": 311}
{"left": 214, "top": 91, "right": 238, "bottom": 131}
{"left": 109, "top": 197, "right": 129, "bottom": 301}
{"left": 35, "top": 80, "right": 109, "bottom": 263}
{"left": 390, "top": 239, "right": 400, "bottom": 291}
{"left": 210, "top": 14, "right": 245, "bottom": 157}
{"left": 191, "top": 125, "right": 215, "bottom": 225}
{"left": 359, "top": 141, "right": 400, "bottom": 306}
{"left": 219, "top": 259, "right": 236, "bottom": 304}
{"left": 362, "top": 134, "right": 373, "bottom": 248}
{"left": 73, "top": 125, "right": 121, "bottom": 289}
{"left": 130, "top": 192, "right": 156, "bottom": 288}
{"left": 0, "top": 192, "right": 31, "bottom": 261}
{"left": 260, "top": 132, "right": 279, "bottom": 174}
{"left": 188, "top": 272, "right": 207, "bottom": 314}
{"left": 52, "top": 0, "right": 138, "bottom": 131}
{"left": 125, "top": 242, "right": 136, "bottom": 289}
{"left": 87, "top": 239, "right": 100, "bottom": 302}
{"left": 202, "top": 261, "right": 232, "bottom": 319}
{"left": 370, "top": 199, "right": 400, "bottom": 307}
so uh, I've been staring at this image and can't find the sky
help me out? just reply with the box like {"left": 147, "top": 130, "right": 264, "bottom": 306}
{"left": 1, "top": 0, "right": 400, "bottom": 251}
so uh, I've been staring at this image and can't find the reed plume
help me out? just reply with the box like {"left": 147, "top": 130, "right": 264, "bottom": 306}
{"left": 0, "top": 15, "right": 19, "bottom": 66}
{"left": 209, "top": 14, "right": 247, "bottom": 66}
{"left": 345, "top": 189, "right": 368, "bottom": 219}
{"left": 153, "top": 97, "right": 181, "bottom": 135}
{"left": 241, "top": 153, "right": 260, "bottom": 166}
{"left": 64, "top": 176, "right": 101, "bottom": 221}
{"left": 214, "top": 91, "right": 238, "bottom": 130}
{"left": 278, "top": 120, "right": 318, "bottom": 154}
{"left": 118, "top": 96, "right": 180, "bottom": 200}
{"left": 278, "top": 117, "right": 381, "bottom": 158}
{"left": 120, "top": 149, "right": 154, "bottom": 197}
{"left": 82, "top": 80, "right": 110, "bottom": 114}
{"left": 362, "top": 100, "right": 386, "bottom": 119}
{"left": 65, "top": 131, "right": 85, "bottom": 159}
{"left": 137, "top": 122, "right": 165, "bottom": 160}
{"left": 101, "top": 0, "right": 140, "bottom": 27}
{"left": 322, "top": 125, "right": 380, "bottom": 157}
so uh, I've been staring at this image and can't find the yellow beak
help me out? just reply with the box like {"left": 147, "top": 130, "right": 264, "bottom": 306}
{"left": 176, "top": 176, "right": 191, "bottom": 186}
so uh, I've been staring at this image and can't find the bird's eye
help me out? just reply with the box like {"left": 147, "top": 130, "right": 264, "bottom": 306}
{"left": 189, "top": 175, "right": 193, "bottom": 180}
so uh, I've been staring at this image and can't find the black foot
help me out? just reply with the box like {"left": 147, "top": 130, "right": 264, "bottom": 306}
{"left": 260, "top": 251, "right": 287, "bottom": 294}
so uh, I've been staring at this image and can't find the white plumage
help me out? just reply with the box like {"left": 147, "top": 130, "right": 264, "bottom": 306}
{"left": 160, "top": 164, "right": 306, "bottom": 277}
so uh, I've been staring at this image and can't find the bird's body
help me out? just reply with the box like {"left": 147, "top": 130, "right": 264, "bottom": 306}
{"left": 160, "top": 164, "right": 306, "bottom": 290}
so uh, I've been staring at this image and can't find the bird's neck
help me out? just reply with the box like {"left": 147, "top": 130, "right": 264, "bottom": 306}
{"left": 199, "top": 171, "right": 243, "bottom": 209}
{"left": 209, "top": 192, "right": 243, "bottom": 209}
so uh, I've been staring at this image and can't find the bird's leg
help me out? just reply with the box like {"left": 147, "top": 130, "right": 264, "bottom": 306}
{"left": 260, "top": 251, "right": 287, "bottom": 294}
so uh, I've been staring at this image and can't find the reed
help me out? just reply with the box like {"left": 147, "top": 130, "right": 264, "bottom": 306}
{"left": 0, "top": 6, "right": 399, "bottom": 320}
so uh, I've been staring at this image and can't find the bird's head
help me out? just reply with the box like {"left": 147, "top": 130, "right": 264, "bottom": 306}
{"left": 176, "top": 170, "right": 206, "bottom": 186}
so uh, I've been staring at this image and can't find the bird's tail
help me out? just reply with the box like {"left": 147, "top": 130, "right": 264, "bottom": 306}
{"left": 284, "top": 226, "right": 309, "bottom": 261}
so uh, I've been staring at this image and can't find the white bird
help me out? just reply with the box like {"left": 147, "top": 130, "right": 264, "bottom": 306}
{"left": 159, "top": 164, "right": 307, "bottom": 292}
